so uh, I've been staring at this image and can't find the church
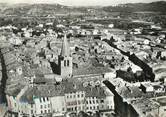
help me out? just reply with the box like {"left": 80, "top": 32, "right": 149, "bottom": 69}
{"left": 58, "top": 35, "right": 73, "bottom": 78}
{"left": 56, "top": 34, "right": 113, "bottom": 81}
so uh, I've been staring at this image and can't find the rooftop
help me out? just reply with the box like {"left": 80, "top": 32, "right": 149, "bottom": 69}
{"left": 154, "top": 97, "right": 166, "bottom": 106}
{"left": 132, "top": 98, "right": 159, "bottom": 114}
{"left": 118, "top": 86, "right": 144, "bottom": 99}
{"left": 19, "top": 79, "right": 108, "bottom": 103}
{"left": 61, "top": 35, "right": 70, "bottom": 57}
{"left": 73, "top": 65, "right": 112, "bottom": 77}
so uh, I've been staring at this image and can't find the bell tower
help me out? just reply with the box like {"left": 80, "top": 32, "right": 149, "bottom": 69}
{"left": 58, "top": 35, "right": 72, "bottom": 78}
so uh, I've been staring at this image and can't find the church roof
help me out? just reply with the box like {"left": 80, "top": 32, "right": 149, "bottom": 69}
{"left": 61, "top": 35, "right": 70, "bottom": 57}
{"left": 73, "top": 66, "right": 112, "bottom": 77}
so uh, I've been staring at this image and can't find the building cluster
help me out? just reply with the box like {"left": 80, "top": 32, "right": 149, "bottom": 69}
{"left": 0, "top": 26, "right": 116, "bottom": 117}
{"left": 0, "top": 9, "right": 166, "bottom": 117}
{"left": 6, "top": 79, "right": 114, "bottom": 117}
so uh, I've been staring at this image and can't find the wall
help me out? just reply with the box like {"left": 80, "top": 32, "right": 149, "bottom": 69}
{"left": 50, "top": 96, "right": 66, "bottom": 114}
{"left": 34, "top": 97, "right": 51, "bottom": 115}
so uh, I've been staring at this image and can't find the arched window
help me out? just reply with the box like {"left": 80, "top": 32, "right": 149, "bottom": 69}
{"left": 67, "top": 60, "right": 69, "bottom": 66}
{"left": 64, "top": 60, "right": 66, "bottom": 66}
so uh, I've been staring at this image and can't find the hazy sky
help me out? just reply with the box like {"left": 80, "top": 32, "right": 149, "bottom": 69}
{"left": 0, "top": 0, "right": 165, "bottom": 6}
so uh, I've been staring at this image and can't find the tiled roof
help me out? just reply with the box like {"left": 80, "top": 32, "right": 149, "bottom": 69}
{"left": 6, "top": 84, "right": 24, "bottom": 97}
{"left": 155, "top": 97, "right": 166, "bottom": 106}
{"left": 73, "top": 65, "right": 112, "bottom": 76}
{"left": 6, "top": 62, "right": 22, "bottom": 71}
{"left": 20, "top": 85, "right": 65, "bottom": 103}
{"left": 22, "top": 66, "right": 34, "bottom": 77}
{"left": 20, "top": 79, "right": 107, "bottom": 103}
{"left": 118, "top": 86, "right": 144, "bottom": 99}
{"left": 132, "top": 98, "right": 159, "bottom": 114}
{"left": 62, "top": 80, "right": 106, "bottom": 98}
{"left": 85, "top": 86, "right": 106, "bottom": 98}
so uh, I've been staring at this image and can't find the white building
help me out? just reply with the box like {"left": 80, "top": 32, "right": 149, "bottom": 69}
{"left": 65, "top": 91, "right": 86, "bottom": 112}
{"left": 6, "top": 80, "right": 114, "bottom": 117}
{"left": 51, "top": 96, "right": 66, "bottom": 115}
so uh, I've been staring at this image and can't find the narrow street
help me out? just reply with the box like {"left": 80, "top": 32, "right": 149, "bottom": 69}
{"left": 103, "top": 39, "right": 155, "bottom": 82}
{"left": 0, "top": 48, "right": 8, "bottom": 104}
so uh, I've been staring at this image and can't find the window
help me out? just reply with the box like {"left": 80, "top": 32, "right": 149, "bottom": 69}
{"left": 93, "top": 106, "right": 95, "bottom": 110}
{"left": 41, "top": 110, "right": 43, "bottom": 114}
{"left": 89, "top": 100, "right": 92, "bottom": 104}
{"left": 100, "top": 100, "right": 104, "bottom": 103}
{"left": 96, "top": 100, "right": 98, "bottom": 103}
{"left": 43, "top": 97, "right": 45, "bottom": 102}
{"left": 90, "top": 107, "right": 92, "bottom": 110}
{"left": 86, "top": 101, "right": 88, "bottom": 104}
{"left": 77, "top": 94, "right": 80, "bottom": 98}
{"left": 48, "top": 104, "right": 50, "bottom": 108}
{"left": 48, "top": 110, "right": 50, "bottom": 113}
{"left": 47, "top": 97, "right": 49, "bottom": 101}
{"left": 45, "top": 110, "right": 47, "bottom": 113}
{"left": 102, "top": 105, "right": 104, "bottom": 109}
{"left": 67, "top": 60, "right": 69, "bottom": 66}
{"left": 64, "top": 60, "right": 66, "bottom": 66}
{"left": 81, "top": 94, "right": 84, "bottom": 97}
{"left": 78, "top": 100, "right": 81, "bottom": 104}
{"left": 40, "top": 105, "right": 43, "bottom": 109}
{"left": 93, "top": 100, "right": 95, "bottom": 104}
{"left": 31, "top": 110, "right": 33, "bottom": 114}
{"left": 67, "top": 108, "right": 70, "bottom": 111}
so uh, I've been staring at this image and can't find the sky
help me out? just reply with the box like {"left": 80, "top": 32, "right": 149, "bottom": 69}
{"left": 0, "top": 0, "right": 165, "bottom": 6}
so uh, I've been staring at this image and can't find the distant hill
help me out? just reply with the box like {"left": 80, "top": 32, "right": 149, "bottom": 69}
{"left": 0, "top": 3, "right": 108, "bottom": 17}
{"left": 0, "top": 1, "right": 166, "bottom": 17}
{"left": 0, "top": 4, "right": 71, "bottom": 16}
{"left": 103, "top": 1, "right": 166, "bottom": 13}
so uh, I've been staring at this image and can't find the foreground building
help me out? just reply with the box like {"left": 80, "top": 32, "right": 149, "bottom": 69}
{"left": 104, "top": 80, "right": 166, "bottom": 117}
{"left": 6, "top": 80, "right": 114, "bottom": 117}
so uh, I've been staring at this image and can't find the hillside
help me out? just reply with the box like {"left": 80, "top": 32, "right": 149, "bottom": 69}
{"left": 0, "top": 1, "right": 165, "bottom": 17}
{"left": 0, "top": 4, "right": 71, "bottom": 16}
{"left": 103, "top": 1, "right": 166, "bottom": 13}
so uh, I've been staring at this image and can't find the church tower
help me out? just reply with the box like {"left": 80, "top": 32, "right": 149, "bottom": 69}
{"left": 58, "top": 35, "right": 72, "bottom": 78}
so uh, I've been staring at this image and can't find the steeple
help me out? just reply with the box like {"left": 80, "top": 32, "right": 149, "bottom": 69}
{"left": 61, "top": 35, "right": 70, "bottom": 57}
{"left": 58, "top": 34, "right": 72, "bottom": 78}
